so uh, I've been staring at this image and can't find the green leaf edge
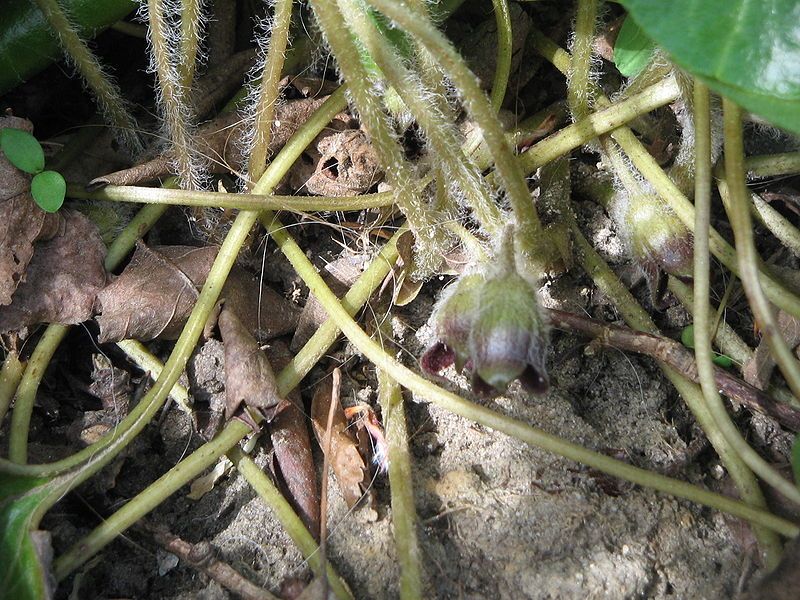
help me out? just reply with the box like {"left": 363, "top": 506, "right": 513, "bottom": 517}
{"left": 30, "top": 171, "right": 66, "bottom": 213}
{"left": 0, "top": 128, "right": 45, "bottom": 175}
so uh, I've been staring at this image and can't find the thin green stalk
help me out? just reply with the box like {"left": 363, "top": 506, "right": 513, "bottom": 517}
{"left": 530, "top": 30, "right": 800, "bottom": 321}
{"left": 337, "top": 0, "right": 501, "bottom": 234}
{"left": 116, "top": 339, "right": 192, "bottom": 414}
{"left": 378, "top": 367, "right": 423, "bottom": 599}
{"left": 717, "top": 177, "right": 800, "bottom": 258}
{"left": 489, "top": 0, "right": 512, "bottom": 111}
{"left": 68, "top": 184, "right": 395, "bottom": 213}
{"left": 568, "top": 0, "right": 598, "bottom": 121}
{"left": 0, "top": 351, "right": 24, "bottom": 424}
{"left": 745, "top": 152, "right": 800, "bottom": 178}
{"left": 694, "top": 83, "right": 785, "bottom": 567}
{"left": 570, "top": 221, "right": 784, "bottom": 564}
{"left": 228, "top": 449, "right": 354, "bottom": 600}
{"left": 177, "top": 0, "right": 204, "bottom": 89}
{"left": 105, "top": 203, "right": 170, "bottom": 270}
{"left": 365, "top": 0, "right": 542, "bottom": 246}
{"left": 516, "top": 76, "right": 680, "bottom": 176}
{"left": 263, "top": 212, "right": 798, "bottom": 539}
{"left": 312, "top": 0, "right": 447, "bottom": 276}
{"left": 723, "top": 98, "right": 800, "bottom": 400}
{"left": 246, "top": 0, "right": 293, "bottom": 186}
{"left": 53, "top": 226, "right": 403, "bottom": 577}
{"left": 8, "top": 325, "right": 68, "bottom": 463}
{"left": 32, "top": 0, "right": 142, "bottom": 153}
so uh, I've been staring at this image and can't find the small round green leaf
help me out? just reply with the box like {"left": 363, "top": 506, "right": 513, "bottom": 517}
{"left": 712, "top": 354, "right": 733, "bottom": 368}
{"left": 30, "top": 171, "right": 66, "bottom": 212}
{"left": 0, "top": 127, "right": 44, "bottom": 174}
{"left": 614, "top": 16, "right": 656, "bottom": 77}
{"left": 680, "top": 324, "right": 695, "bottom": 349}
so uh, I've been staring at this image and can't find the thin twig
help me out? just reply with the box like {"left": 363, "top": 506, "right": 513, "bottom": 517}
{"left": 319, "top": 368, "right": 342, "bottom": 600}
{"left": 143, "top": 522, "right": 279, "bottom": 600}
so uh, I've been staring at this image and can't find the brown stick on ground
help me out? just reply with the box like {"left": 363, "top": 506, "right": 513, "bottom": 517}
{"left": 319, "top": 367, "right": 342, "bottom": 600}
{"left": 143, "top": 522, "right": 279, "bottom": 600}
{"left": 547, "top": 309, "right": 800, "bottom": 431}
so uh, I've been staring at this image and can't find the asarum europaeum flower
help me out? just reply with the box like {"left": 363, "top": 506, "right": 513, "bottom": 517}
{"left": 421, "top": 265, "right": 549, "bottom": 398}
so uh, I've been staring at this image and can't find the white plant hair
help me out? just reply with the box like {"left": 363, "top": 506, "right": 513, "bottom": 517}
{"left": 138, "top": 0, "right": 208, "bottom": 190}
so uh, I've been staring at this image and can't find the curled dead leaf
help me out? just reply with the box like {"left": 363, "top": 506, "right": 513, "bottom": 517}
{"left": 311, "top": 376, "right": 369, "bottom": 509}
{"left": 96, "top": 244, "right": 217, "bottom": 342}
{"left": 0, "top": 210, "right": 106, "bottom": 333}
{"left": 267, "top": 341, "right": 320, "bottom": 538}
{"left": 219, "top": 307, "right": 286, "bottom": 426}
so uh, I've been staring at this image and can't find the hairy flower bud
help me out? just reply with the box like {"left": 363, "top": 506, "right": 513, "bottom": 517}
{"left": 421, "top": 234, "right": 549, "bottom": 397}
{"left": 615, "top": 192, "right": 693, "bottom": 283}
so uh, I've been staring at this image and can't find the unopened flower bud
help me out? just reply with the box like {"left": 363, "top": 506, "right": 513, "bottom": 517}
{"left": 421, "top": 230, "right": 549, "bottom": 397}
{"left": 616, "top": 193, "right": 693, "bottom": 281}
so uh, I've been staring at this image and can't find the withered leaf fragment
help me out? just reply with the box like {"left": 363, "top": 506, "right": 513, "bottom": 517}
{"left": 0, "top": 210, "right": 106, "bottom": 333}
{"left": 219, "top": 307, "right": 286, "bottom": 425}
{"left": 97, "top": 244, "right": 298, "bottom": 343}
{"left": 0, "top": 193, "right": 61, "bottom": 305}
{"left": 96, "top": 244, "right": 217, "bottom": 343}
{"left": 311, "top": 377, "right": 369, "bottom": 509}
{"left": 267, "top": 341, "right": 320, "bottom": 537}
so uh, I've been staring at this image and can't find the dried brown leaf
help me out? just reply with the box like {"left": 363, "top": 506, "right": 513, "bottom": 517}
{"left": 267, "top": 341, "right": 320, "bottom": 537}
{"left": 0, "top": 210, "right": 106, "bottom": 333}
{"left": 96, "top": 244, "right": 217, "bottom": 342}
{"left": 219, "top": 307, "right": 285, "bottom": 423}
{"left": 289, "top": 129, "right": 383, "bottom": 196}
{"left": 311, "top": 377, "right": 368, "bottom": 509}
{"left": 0, "top": 193, "right": 61, "bottom": 305}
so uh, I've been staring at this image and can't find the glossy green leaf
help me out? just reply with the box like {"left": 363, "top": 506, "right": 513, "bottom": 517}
{"left": 614, "top": 16, "right": 656, "bottom": 77}
{"left": 680, "top": 324, "right": 695, "bottom": 349}
{"left": 31, "top": 171, "right": 66, "bottom": 213}
{"left": 0, "top": 128, "right": 44, "bottom": 174}
{"left": 0, "top": 473, "right": 53, "bottom": 600}
{"left": 712, "top": 354, "right": 733, "bottom": 368}
{"left": 619, "top": 0, "right": 800, "bottom": 133}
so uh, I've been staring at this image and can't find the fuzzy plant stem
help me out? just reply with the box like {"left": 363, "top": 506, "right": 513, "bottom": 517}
{"left": 530, "top": 30, "right": 800, "bottom": 320}
{"left": 568, "top": 0, "right": 598, "bottom": 121}
{"left": 146, "top": 0, "right": 202, "bottom": 189}
{"left": 53, "top": 224, "right": 403, "bottom": 579}
{"left": 261, "top": 213, "right": 797, "bottom": 540}
{"left": 722, "top": 99, "right": 800, "bottom": 399}
{"left": 70, "top": 184, "right": 396, "bottom": 212}
{"left": 177, "top": 0, "right": 204, "bottom": 89}
{"left": 365, "top": 0, "right": 542, "bottom": 245}
{"left": 695, "top": 87, "right": 797, "bottom": 565}
{"left": 245, "top": 0, "right": 293, "bottom": 186}
{"left": 569, "top": 220, "right": 785, "bottom": 565}
{"left": 32, "top": 0, "right": 142, "bottom": 153}
{"left": 336, "top": 0, "right": 502, "bottom": 234}
{"left": 228, "top": 448, "right": 354, "bottom": 600}
{"left": 378, "top": 366, "right": 423, "bottom": 599}
{"left": 311, "top": 0, "right": 446, "bottom": 275}
{"left": 489, "top": 0, "right": 512, "bottom": 111}
{"left": 0, "top": 351, "right": 23, "bottom": 424}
